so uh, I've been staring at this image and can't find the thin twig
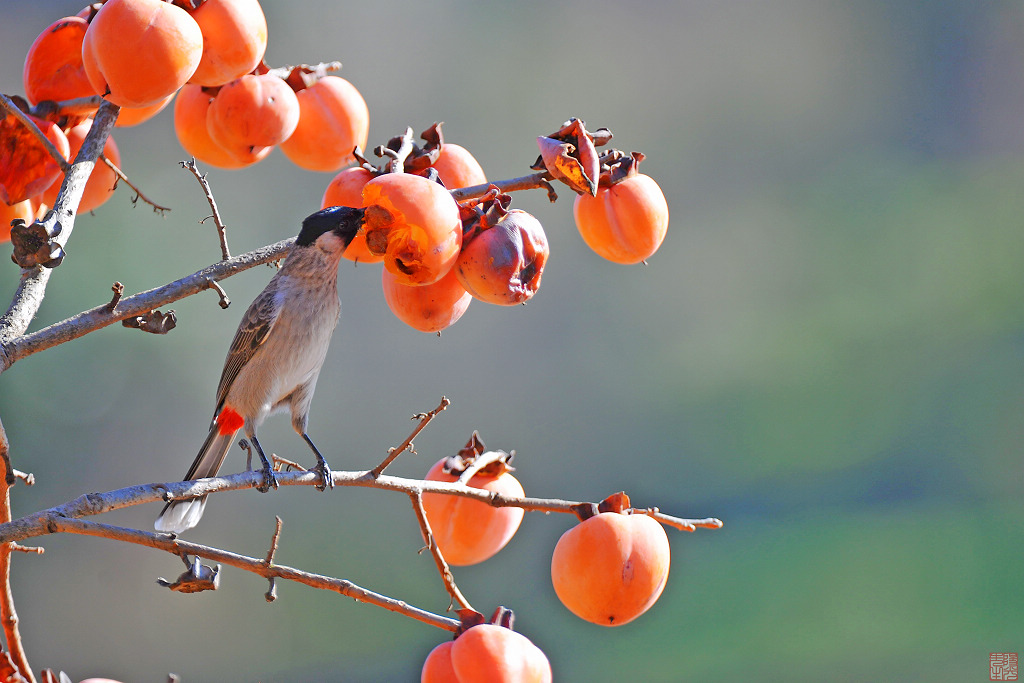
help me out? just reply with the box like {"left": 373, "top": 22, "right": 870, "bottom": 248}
{"left": 370, "top": 397, "right": 450, "bottom": 478}
{"left": 409, "top": 492, "right": 473, "bottom": 612}
{"left": 0, "top": 419, "right": 34, "bottom": 683}
{"left": 100, "top": 154, "right": 171, "bottom": 214}
{"left": 449, "top": 171, "right": 558, "bottom": 203}
{"left": 378, "top": 127, "right": 415, "bottom": 174}
{"left": 264, "top": 516, "right": 282, "bottom": 601}
{"left": 180, "top": 159, "right": 230, "bottom": 260}
{"left": 205, "top": 278, "right": 230, "bottom": 309}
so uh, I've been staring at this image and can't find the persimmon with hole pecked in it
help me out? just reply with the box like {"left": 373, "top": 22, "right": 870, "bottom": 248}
{"left": 361, "top": 173, "right": 462, "bottom": 286}
{"left": 550, "top": 501, "right": 671, "bottom": 626}
{"left": 281, "top": 75, "right": 369, "bottom": 172}
{"left": 187, "top": 0, "right": 268, "bottom": 87}
{"left": 81, "top": 0, "right": 203, "bottom": 109}
{"left": 206, "top": 74, "right": 299, "bottom": 164}
{"left": 573, "top": 172, "right": 669, "bottom": 264}
{"left": 455, "top": 209, "right": 548, "bottom": 306}
{"left": 421, "top": 455, "right": 524, "bottom": 566}
{"left": 41, "top": 117, "right": 121, "bottom": 213}
{"left": 422, "top": 625, "right": 552, "bottom": 683}
{"left": 382, "top": 266, "right": 472, "bottom": 334}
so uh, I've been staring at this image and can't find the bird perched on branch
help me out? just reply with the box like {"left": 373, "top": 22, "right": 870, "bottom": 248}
{"left": 156, "top": 206, "right": 365, "bottom": 534}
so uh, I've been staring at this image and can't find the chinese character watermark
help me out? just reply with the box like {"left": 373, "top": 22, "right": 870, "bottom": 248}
{"left": 991, "top": 653, "right": 1019, "bottom": 681}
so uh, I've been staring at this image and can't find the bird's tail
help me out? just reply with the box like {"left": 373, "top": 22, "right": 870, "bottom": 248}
{"left": 155, "top": 421, "right": 237, "bottom": 534}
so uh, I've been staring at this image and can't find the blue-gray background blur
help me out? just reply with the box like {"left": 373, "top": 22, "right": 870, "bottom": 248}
{"left": 1, "top": 2, "right": 1022, "bottom": 681}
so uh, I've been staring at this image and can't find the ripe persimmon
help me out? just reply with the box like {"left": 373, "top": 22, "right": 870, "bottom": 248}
{"left": 116, "top": 94, "right": 174, "bottom": 128}
{"left": 174, "top": 84, "right": 266, "bottom": 169}
{"left": 455, "top": 209, "right": 548, "bottom": 306}
{"left": 187, "top": 0, "right": 267, "bottom": 87}
{"left": 432, "top": 143, "right": 486, "bottom": 189}
{"left": 82, "top": 0, "right": 203, "bottom": 108}
{"left": 382, "top": 266, "right": 471, "bottom": 333}
{"left": 362, "top": 173, "right": 462, "bottom": 286}
{"left": 320, "top": 166, "right": 381, "bottom": 262}
{"left": 421, "top": 457, "right": 524, "bottom": 566}
{"left": 1, "top": 199, "right": 36, "bottom": 243}
{"left": 206, "top": 74, "right": 299, "bottom": 164}
{"left": 280, "top": 76, "right": 369, "bottom": 172}
{"left": 572, "top": 172, "right": 669, "bottom": 264}
{"left": 447, "top": 624, "right": 552, "bottom": 683}
{"left": 0, "top": 113, "right": 70, "bottom": 205}
{"left": 551, "top": 510, "right": 670, "bottom": 626}
{"left": 23, "top": 17, "right": 97, "bottom": 110}
{"left": 41, "top": 118, "right": 121, "bottom": 214}
{"left": 421, "top": 640, "right": 458, "bottom": 682}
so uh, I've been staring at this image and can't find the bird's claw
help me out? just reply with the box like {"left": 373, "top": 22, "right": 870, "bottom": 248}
{"left": 313, "top": 458, "right": 334, "bottom": 492}
{"left": 256, "top": 464, "right": 279, "bottom": 493}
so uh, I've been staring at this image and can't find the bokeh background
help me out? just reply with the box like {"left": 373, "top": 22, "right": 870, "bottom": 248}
{"left": 1, "top": 1, "right": 1023, "bottom": 681}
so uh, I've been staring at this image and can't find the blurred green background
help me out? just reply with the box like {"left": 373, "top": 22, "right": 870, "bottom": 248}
{"left": 2, "top": 1, "right": 1023, "bottom": 681}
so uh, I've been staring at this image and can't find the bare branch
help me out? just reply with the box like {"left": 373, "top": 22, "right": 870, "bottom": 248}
{"left": 370, "top": 396, "right": 450, "bottom": 477}
{"left": 409, "top": 491, "right": 473, "bottom": 612}
{"left": 100, "top": 154, "right": 171, "bottom": 214}
{"left": 450, "top": 171, "right": 558, "bottom": 203}
{"left": 0, "top": 419, "right": 34, "bottom": 683}
{"left": 180, "top": 158, "right": 230, "bottom": 259}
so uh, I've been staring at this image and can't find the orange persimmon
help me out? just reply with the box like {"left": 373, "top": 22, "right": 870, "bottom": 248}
{"left": 41, "top": 117, "right": 121, "bottom": 213}
{"left": 551, "top": 510, "right": 671, "bottom": 626}
{"left": 280, "top": 76, "right": 369, "bottom": 172}
{"left": 174, "top": 84, "right": 266, "bottom": 168}
{"left": 320, "top": 166, "right": 381, "bottom": 262}
{"left": 116, "top": 94, "right": 174, "bottom": 127}
{"left": 206, "top": 74, "right": 299, "bottom": 163}
{"left": 82, "top": 0, "right": 203, "bottom": 108}
{"left": 362, "top": 173, "right": 461, "bottom": 286}
{"left": 421, "top": 457, "right": 524, "bottom": 566}
{"left": 447, "top": 625, "right": 552, "bottom": 683}
{"left": 572, "top": 173, "right": 669, "bottom": 264}
{"left": 187, "top": 0, "right": 267, "bottom": 87}
{"left": 431, "top": 143, "right": 486, "bottom": 189}
{"left": 382, "top": 266, "right": 471, "bottom": 333}
{"left": 23, "top": 16, "right": 97, "bottom": 109}
{"left": 0, "top": 199, "right": 36, "bottom": 243}
{"left": 455, "top": 209, "right": 548, "bottom": 306}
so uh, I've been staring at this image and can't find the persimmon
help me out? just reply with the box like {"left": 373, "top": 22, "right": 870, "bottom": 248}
{"left": 0, "top": 199, "right": 36, "bottom": 244}
{"left": 572, "top": 172, "right": 669, "bottom": 264}
{"left": 23, "top": 17, "right": 97, "bottom": 110}
{"left": 432, "top": 143, "right": 486, "bottom": 189}
{"left": 455, "top": 209, "right": 548, "bottom": 306}
{"left": 421, "top": 641, "right": 458, "bottom": 682}
{"left": 280, "top": 76, "right": 369, "bottom": 172}
{"left": 41, "top": 117, "right": 121, "bottom": 214}
{"left": 320, "top": 166, "right": 382, "bottom": 262}
{"left": 362, "top": 173, "right": 462, "bottom": 286}
{"left": 174, "top": 84, "right": 266, "bottom": 169}
{"left": 206, "top": 74, "right": 299, "bottom": 163}
{"left": 116, "top": 94, "right": 174, "bottom": 128}
{"left": 446, "top": 624, "right": 552, "bottom": 683}
{"left": 382, "top": 266, "right": 471, "bottom": 333}
{"left": 551, "top": 509, "right": 671, "bottom": 626}
{"left": 82, "top": 0, "right": 204, "bottom": 108}
{"left": 187, "top": 0, "right": 268, "bottom": 87}
{"left": 0, "top": 113, "right": 70, "bottom": 205}
{"left": 421, "top": 456, "right": 524, "bottom": 566}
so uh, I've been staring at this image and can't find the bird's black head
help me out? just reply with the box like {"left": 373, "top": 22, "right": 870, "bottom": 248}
{"left": 296, "top": 206, "right": 366, "bottom": 251}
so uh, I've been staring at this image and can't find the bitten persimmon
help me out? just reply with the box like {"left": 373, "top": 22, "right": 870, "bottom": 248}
{"left": 0, "top": 113, "right": 70, "bottom": 205}
{"left": 280, "top": 76, "right": 369, "bottom": 172}
{"left": 23, "top": 17, "right": 97, "bottom": 111}
{"left": 448, "top": 624, "right": 552, "bottom": 683}
{"left": 382, "top": 266, "right": 471, "bottom": 333}
{"left": 421, "top": 457, "right": 524, "bottom": 566}
{"left": 0, "top": 199, "right": 36, "bottom": 244}
{"left": 41, "top": 117, "right": 121, "bottom": 213}
{"left": 551, "top": 510, "right": 670, "bottom": 626}
{"left": 432, "top": 143, "right": 486, "bottom": 189}
{"left": 320, "top": 166, "right": 381, "bottom": 262}
{"left": 206, "top": 74, "right": 299, "bottom": 163}
{"left": 456, "top": 209, "right": 549, "bottom": 306}
{"left": 82, "top": 0, "right": 204, "bottom": 108}
{"left": 572, "top": 172, "right": 669, "bottom": 264}
{"left": 187, "top": 0, "right": 267, "bottom": 87}
{"left": 362, "top": 173, "right": 462, "bottom": 286}
{"left": 174, "top": 84, "right": 266, "bottom": 169}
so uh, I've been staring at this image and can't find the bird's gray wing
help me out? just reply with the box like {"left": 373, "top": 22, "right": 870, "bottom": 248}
{"left": 213, "top": 279, "right": 282, "bottom": 411}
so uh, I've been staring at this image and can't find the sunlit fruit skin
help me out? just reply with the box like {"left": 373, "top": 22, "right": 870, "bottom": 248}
{"left": 116, "top": 93, "right": 174, "bottom": 127}
{"left": 572, "top": 173, "right": 669, "bottom": 264}
{"left": 0, "top": 199, "right": 36, "bottom": 243}
{"left": 174, "top": 84, "right": 265, "bottom": 169}
{"left": 456, "top": 209, "right": 549, "bottom": 306}
{"left": 187, "top": 0, "right": 268, "bottom": 87}
{"left": 41, "top": 118, "right": 121, "bottom": 213}
{"left": 449, "top": 625, "right": 552, "bottom": 683}
{"left": 432, "top": 143, "right": 486, "bottom": 189}
{"left": 551, "top": 511, "right": 670, "bottom": 626}
{"left": 362, "top": 173, "right": 462, "bottom": 286}
{"left": 320, "top": 166, "right": 382, "bottom": 262}
{"left": 82, "top": 0, "right": 204, "bottom": 108}
{"left": 0, "top": 114, "right": 71, "bottom": 205}
{"left": 280, "top": 76, "right": 369, "bottom": 172}
{"left": 421, "top": 641, "right": 458, "bottom": 683}
{"left": 421, "top": 458, "right": 524, "bottom": 566}
{"left": 23, "top": 17, "right": 97, "bottom": 109}
{"left": 382, "top": 266, "right": 471, "bottom": 333}
{"left": 206, "top": 74, "right": 300, "bottom": 163}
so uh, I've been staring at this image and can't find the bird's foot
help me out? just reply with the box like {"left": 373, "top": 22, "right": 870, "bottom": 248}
{"left": 256, "top": 460, "right": 279, "bottom": 493}
{"left": 313, "top": 455, "right": 334, "bottom": 492}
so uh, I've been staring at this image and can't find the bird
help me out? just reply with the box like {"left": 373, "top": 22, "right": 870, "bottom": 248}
{"left": 155, "top": 205, "right": 365, "bottom": 534}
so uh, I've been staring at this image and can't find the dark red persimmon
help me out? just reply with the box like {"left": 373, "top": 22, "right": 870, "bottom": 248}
{"left": 0, "top": 113, "right": 70, "bottom": 205}
{"left": 455, "top": 209, "right": 549, "bottom": 306}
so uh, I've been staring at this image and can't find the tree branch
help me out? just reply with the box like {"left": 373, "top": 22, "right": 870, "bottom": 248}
{"left": 0, "top": 420, "right": 33, "bottom": 683}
